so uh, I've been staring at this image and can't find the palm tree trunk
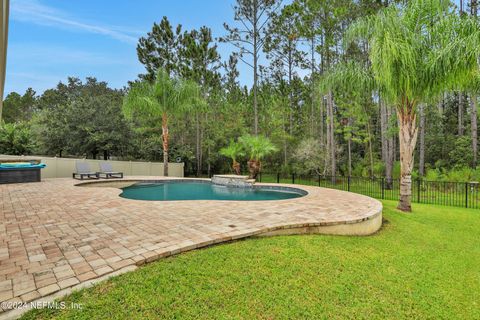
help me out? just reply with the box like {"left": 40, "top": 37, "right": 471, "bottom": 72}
{"left": 232, "top": 160, "right": 241, "bottom": 175}
{"left": 471, "top": 94, "right": 478, "bottom": 168}
{"left": 397, "top": 102, "right": 419, "bottom": 212}
{"left": 162, "top": 112, "right": 169, "bottom": 176}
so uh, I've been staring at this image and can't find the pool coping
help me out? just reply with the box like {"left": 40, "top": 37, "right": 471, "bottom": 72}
{"left": 75, "top": 177, "right": 381, "bottom": 226}
{"left": 85, "top": 178, "right": 309, "bottom": 201}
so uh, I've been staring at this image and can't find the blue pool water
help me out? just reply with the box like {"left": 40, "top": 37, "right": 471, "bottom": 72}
{"left": 120, "top": 181, "right": 306, "bottom": 201}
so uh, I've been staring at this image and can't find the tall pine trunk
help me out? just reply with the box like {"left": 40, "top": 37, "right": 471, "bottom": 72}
{"left": 283, "top": 110, "right": 288, "bottom": 166}
{"left": 471, "top": 0, "right": 478, "bottom": 168}
{"left": 382, "top": 101, "right": 395, "bottom": 189}
{"left": 380, "top": 98, "right": 395, "bottom": 187}
{"left": 471, "top": 94, "right": 478, "bottom": 168}
{"left": 397, "top": 101, "right": 418, "bottom": 212}
{"left": 326, "top": 95, "right": 331, "bottom": 175}
{"left": 326, "top": 91, "right": 336, "bottom": 180}
{"left": 366, "top": 119, "right": 374, "bottom": 177}
{"left": 195, "top": 113, "right": 202, "bottom": 176}
{"left": 162, "top": 112, "right": 169, "bottom": 176}
{"left": 347, "top": 118, "right": 352, "bottom": 176}
{"left": 418, "top": 104, "right": 426, "bottom": 177}
{"left": 310, "top": 37, "right": 316, "bottom": 137}
{"left": 205, "top": 113, "right": 210, "bottom": 177}
{"left": 380, "top": 98, "right": 388, "bottom": 164}
{"left": 252, "top": 0, "right": 259, "bottom": 135}
{"left": 458, "top": 92, "right": 464, "bottom": 136}
{"left": 288, "top": 41, "right": 294, "bottom": 135}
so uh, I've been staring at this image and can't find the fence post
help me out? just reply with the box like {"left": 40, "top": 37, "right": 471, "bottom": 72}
{"left": 347, "top": 176, "right": 351, "bottom": 192}
{"left": 259, "top": 172, "right": 262, "bottom": 182}
{"left": 417, "top": 178, "right": 421, "bottom": 203}
{"left": 292, "top": 173, "right": 295, "bottom": 184}
{"left": 277, "top": 173, "right": 280, "bottom": 184}
{"left": 381, "top": 177, "right": 385, "bottom": 199}
{"left": 465, "top": 182, "right": 469, "bottom": 208}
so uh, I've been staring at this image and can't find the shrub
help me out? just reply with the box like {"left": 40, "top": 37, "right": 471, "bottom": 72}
{"left": 292, "top": 138, "right": 327, "bottom": 175}
{"left": 0, "top": 122, "right": 36, "bottom": 155}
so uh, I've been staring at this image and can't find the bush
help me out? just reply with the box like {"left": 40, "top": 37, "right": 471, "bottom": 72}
{"left": 292, "top": 139, "right": 327, "bottom": 175}
{"left": 0, "top": 122, "right": 36, "bottom": 155}
{"left": 448, "top": 136, "right": 473, "bottom": 168}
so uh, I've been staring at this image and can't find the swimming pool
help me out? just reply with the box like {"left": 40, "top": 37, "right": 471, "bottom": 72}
{"left": 120, "top": 180, "right": 307, "bottom": 201}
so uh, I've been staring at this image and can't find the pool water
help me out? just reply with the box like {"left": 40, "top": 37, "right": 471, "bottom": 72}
{"left": 120, "top": 181, "right": 306, "bottom": 201}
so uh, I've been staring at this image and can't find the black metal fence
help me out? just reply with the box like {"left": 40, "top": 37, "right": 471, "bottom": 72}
{"left": 257, "top": 173, "right": 480, "bottom": 209}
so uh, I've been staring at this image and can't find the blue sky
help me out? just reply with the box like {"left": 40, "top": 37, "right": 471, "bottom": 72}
{"left": 5, "top": 0, "right": 464, "bottom": 95}
{"left": 5, "top": 0, "right": 244, "bottom": 95}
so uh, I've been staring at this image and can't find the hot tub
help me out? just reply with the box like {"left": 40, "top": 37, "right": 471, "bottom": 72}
{"left": 0, "top": 160, "right": 46, "bottom": 184}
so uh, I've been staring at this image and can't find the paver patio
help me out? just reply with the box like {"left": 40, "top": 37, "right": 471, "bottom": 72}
{"left": 0, "top": 177, "right": 381, "bottom": 314}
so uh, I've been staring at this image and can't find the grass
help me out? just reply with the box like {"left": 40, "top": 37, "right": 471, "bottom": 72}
{"left": 21, "top": 201, "right": 480, "bottom": 320}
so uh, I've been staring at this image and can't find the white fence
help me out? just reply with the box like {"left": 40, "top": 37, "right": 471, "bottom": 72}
{"left": 0, "top": 155, "right": 184, "bottom": 178}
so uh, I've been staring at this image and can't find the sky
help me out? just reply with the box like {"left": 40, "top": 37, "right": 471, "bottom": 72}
{"left": 5, "top": 0, "right": 245, "bottom": 95}
{"left": 5, "top": 0, "right": 465, "bottom": 96}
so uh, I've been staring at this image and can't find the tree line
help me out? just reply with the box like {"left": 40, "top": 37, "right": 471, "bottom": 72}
{"left": 1, "top": 0, "right": 480, "bottom": 200}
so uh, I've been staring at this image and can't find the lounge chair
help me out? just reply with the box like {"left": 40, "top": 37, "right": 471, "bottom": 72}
{"left": 98, "top": 162, "right": 123, "bottom": 179}
{"left": 73, "top": 162, "right": 99, "bottom": 180}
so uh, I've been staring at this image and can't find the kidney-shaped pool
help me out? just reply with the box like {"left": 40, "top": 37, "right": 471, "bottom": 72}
{"left": 120, "top": 180, "right": 307, "bottom": 201}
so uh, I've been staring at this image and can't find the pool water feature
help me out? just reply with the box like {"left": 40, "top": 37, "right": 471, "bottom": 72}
{"left": 120, "top": 181, "right": 306, "bottom": 201}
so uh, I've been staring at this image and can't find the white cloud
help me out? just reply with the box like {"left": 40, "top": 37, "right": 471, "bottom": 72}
{"left": 8, "top": 43, "right": 131, "bottom": 66}
{"left": 11, "top": 0, "right": 139, "bottom": 44}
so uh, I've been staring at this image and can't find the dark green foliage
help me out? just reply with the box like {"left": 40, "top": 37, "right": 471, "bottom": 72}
{"left": 2, "top": 88, "right": 36, "bottom": 123}
{"left": 449, "top": 136, "right": 474, "bottom": 168}
{"left": 33, "top": 78, "right": 132, "bottom": 159}
{"left": 136, "top": 16, "right": 182, "bottom": 80}
{"left": 0, "top": 122, "right": 36, "bottom": 155}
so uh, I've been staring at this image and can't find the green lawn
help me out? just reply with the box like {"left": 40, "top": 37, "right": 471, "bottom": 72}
{"left": 22, "top": 201, "right": 480, "bottom": 320}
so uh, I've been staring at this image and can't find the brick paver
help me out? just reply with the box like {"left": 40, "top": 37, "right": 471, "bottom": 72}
{"left": 0, "top": 177, "right": 382, "bottom": 311}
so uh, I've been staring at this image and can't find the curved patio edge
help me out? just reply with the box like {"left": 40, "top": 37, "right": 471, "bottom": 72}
{"left": 0, "top": 176, "right": 382, "bottom": 319}
{"left": 0, "top": 211, "right": 383, "bottom": 320}
{"left": 75, "top": 177, "right": 383, "bottom": 236}
{"left": 254, "top": 210, "right": 382, "bottom": 237}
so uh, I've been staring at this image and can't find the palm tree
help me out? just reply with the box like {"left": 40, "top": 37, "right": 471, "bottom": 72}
{"left": 219, "top": 140, "right": 245, "bottom": 175}
{"left": 239, "top": 134, "right": 278, "bottom": 179}
{"left": 123, "top": 69, "right": 202, "bottom": 176}
{"left": 321, "top": 0, "right": 480, "bottom": 211}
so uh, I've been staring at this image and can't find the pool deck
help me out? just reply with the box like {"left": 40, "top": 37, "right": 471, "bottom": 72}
{"left": 0, "top": 176, "right": 382, "bottom": 317}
